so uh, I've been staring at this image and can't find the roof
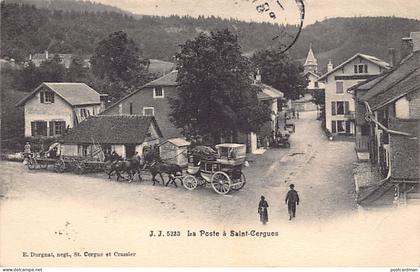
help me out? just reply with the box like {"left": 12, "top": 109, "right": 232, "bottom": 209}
{"left": 62, "top": 115, "right": 162, "bottom": 144}
{"left": 32, "top": 53, "right": 73, "bottom": 61}
{"left": 254, "top": 83, "right": 284, "bottom": 100}
{"left": 215, "top": 143, "right": 245, "bottom": 148}
{"left": 145, "top": 70, "right": 178, "bottom": 87}
{"left": 163, "top": 138, "right": 191, "bottom": 147}
{"left": 369, "top": 68, "right": 420, "bottom": 110}
{"left": 304, "top": 71, "right": 320, "bottom": 78}
{"left": 16, "top": 82, "right": 101, "bottom": 107}
{"left": 318, "top": 53, "right": 391, "bottom": 81}
{"left": 100, "top": 70, "right": 179, "bottom": 115}
{"left": 361, "top": 51, "right": 420, "bottom": 103}
{"left": 148, "top": 59, "right": 175, "bottom": 76}
{"left": 304, "top": 45, "right": 317, "bottom": 67}
{"left": 349, "top": 74, "right": 387, "bottom": 93}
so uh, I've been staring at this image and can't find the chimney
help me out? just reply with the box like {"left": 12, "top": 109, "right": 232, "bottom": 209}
{"left": 388, "top": 48, "right": 396, "bottom": 67}
{"left": 327, "top": 60, "right": 333, "bottom": 72}
{"left": 45, "top": 50, "right": 49, "bottom": 59}
{"left": 411, "top": 31, "right": 420, "bottom": 52}
{"left": 401, "top": 36, "right": 413, "bottom": 60}
{"left": 255, "top": 68, "right": 261, "bottom": 83}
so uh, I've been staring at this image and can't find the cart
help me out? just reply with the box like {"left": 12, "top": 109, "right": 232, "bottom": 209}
{"left": 181, "top": 144, "right": 247, "bottom": 195}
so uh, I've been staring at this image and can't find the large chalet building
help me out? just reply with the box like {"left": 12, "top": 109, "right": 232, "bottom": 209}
{"left": 318, "top": 53, "right": 391, "bottom": 135}
{"left": 16, "top": 82, "right": 105, "bottom": 138}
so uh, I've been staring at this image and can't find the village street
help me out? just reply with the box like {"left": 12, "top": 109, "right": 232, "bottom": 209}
{"left": 1, "top": 111, "right": 419, "bottom": 266}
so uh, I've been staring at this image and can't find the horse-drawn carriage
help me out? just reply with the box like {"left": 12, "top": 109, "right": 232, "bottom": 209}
{"left": 25, "top": 143, "right": 106, "bottom": 174}
{"left": 181, "top": 144, "right": 247, "bottom": 195}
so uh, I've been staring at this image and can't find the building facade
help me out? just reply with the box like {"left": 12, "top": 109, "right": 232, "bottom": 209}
{"left": 16, "top": 82, "right": 104, "bottom": 138}
{"left": 62, "top": 115, "right": 162, "bottom": 159}
{"left": 101, "top": 70, "right": 183, "bottom": 139}
{"left": 318, "top": 54, "right": 391, "bottom": 135}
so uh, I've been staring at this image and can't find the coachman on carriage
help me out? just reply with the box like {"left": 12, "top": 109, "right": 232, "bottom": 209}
{"left": 182, "top": 143, "right": 247, "bottom": 195}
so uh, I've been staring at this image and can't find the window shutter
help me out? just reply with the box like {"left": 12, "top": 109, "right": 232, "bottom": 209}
{"left": 364, "top": 65, "right": 368, "bottom": 73}
{"left": 49, "top": 121, "right": 54, "bottom": 136}
{"left": 31, "top": 122, "right": 36, "bottom": 136}
{"left": 354, "top": 65, "right": 357, "bottom": 74}
{"left": 332, "top": 121, "right": 336, "bottom": 133}
{"left": 40, "top": 92, "right": 44, "bottom": 103}
{"left": 40, "top": 121, "right": 47, "bottom": 136}
{"left": 51, "top": 93, "right": 54, "bottom": 103}
{"left": 61, "top": 121, "right": 66, "bottom": 134}
{"left": 344, "top": 101, "right": 350, "bottom": 114}
{"left": 331, "top": 102, "right": 336, "bottom": 116}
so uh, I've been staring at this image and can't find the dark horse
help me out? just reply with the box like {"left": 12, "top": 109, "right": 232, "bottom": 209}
{"left": 149, "top": 161, "right": 183, "bottom": 187}
{"left": 106, "top": 157, "right": 144, "bottom": 182}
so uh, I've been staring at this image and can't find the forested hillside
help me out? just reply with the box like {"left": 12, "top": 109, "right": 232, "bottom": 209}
{"left": 1, "top": 1, "right": 420, "bottom": 69}
{"left": 2, "top": 0, "right": 129, "bottom": 14}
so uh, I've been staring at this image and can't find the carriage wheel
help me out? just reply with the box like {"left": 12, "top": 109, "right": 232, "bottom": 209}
{"left": 27, "top": 157, "right": 36, "bottom": 170}
{"left": 211, "top": 171, "right": 232, "bottom": 195}
{"left": 231, "top": 173, "right": 246, "bottom": 191}
{"left": 183, "top": 175, "right": 198, "bottom": 191}
{"left": 74, "top": 162, "right": 86, "bottom": 175}
{"left": 54, "top": 159, "right": 66, "bottom": 173}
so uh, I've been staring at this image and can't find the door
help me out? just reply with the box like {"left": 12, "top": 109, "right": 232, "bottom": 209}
{"left": 125, "top": 144, "right": 136, "bottom": 159}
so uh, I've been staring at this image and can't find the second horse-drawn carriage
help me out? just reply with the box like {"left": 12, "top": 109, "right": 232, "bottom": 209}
{"left": 181, "top": 144, "right": 247, "bottom": 195}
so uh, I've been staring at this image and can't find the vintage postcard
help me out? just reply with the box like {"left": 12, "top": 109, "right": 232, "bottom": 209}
{"left": 0, "top": 0, "right": 419, "bottom": 268}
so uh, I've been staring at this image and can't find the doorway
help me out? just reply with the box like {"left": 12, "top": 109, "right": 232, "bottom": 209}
{"left": 125, "top": 144, "right": 136, "bottom": 159}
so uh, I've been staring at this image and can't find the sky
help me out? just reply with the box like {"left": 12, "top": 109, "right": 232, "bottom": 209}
{"left": 96, "top": 0, "right": 420, "bottom": 26}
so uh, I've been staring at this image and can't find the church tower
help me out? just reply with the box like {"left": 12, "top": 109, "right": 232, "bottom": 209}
{"left": 304, "top": 44, "right": 318, "bottom": 74}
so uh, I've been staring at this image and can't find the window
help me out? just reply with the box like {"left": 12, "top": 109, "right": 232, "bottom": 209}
{"left": 31, "top": 121, "right": 47, "bottom": 136}
{"left": 82, "top": 145, "right": 89, "bottom": 156}
{"left": 129, "top": 103, "right": 133, "bottom": 114}
{"left": 336, "top": 102, "right": 344, "bottom": 115}
{"left": 48, "top": 121, "right": 66, "bottom": 136}
{"left": 80, "top": 108, "right": 90, "bottom": 118}
{"left": 153, "top": 87, "right": 164, "bottom": 98}
{"left": 54, "top": 121, "right": 65, "bottom": 135}
{"left": 331, "top": 120, "right": 351, "bottom": 134}
{"left": 331, "top": 101, "right": 349, "bottom": 115}
{"left": 143, "top": 107, "right": 154, "bottom": 116}
{"left": 354, "top": 64, "right": 368, "bottom": 74}
{"left": 314, "top": 82, "right": 319, "bottom": 88}
{"left": 40, "top": 91, "right": 54, "bottom": 103}
{"left": 337, "top": 121, "right": 346, "bottom": 133}
{"left": 336, "top": 81, "right": 344, "bottom": 93}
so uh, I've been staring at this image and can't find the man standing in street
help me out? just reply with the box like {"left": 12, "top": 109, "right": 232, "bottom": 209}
{"left": 285, "top": 184, "right": 300, "bottom": 220}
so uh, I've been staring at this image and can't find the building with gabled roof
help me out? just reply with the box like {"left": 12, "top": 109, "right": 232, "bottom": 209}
{"left": 62, "top": 115, "right": 162, "bottom": 159}
{"left": 317, "top": 53, "right": 391, "bottom": 136}
{"left": 100, "top": 70, "right": 181, "bottom": 139}
{"left": 16, "top": 82, "right": 105, "bottom": 138}
{"left": 353, "top": 33, "right": 420, "bottom": 206}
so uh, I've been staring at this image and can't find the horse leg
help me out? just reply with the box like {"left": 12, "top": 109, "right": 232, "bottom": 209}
{"left": 159, "top": 173, "right": 166, "bottom": 186}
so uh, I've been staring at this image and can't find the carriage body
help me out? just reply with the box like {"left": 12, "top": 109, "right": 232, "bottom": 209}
{"left": 183, "top": 144, "right": 247, "bottom": 194}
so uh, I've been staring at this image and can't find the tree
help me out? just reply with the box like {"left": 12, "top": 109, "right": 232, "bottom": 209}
{"left": 38, "top": 54, "right": 66, "bottom": 82}
{"left": 66, "top": 56, "right": 88, "bottom": 82}
{"left": 90, "top": 31, "right": 151, "bottom": 100}
{"left": 170, "top": 29, "right": 271, "bottom": 144}
{"left": 252, "top": 48, "right": 308, "bottom": 100}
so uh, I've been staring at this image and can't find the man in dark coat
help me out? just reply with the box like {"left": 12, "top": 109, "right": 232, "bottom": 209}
{"left": 258, "top": 195, "right": 269, "bottom": 225}
{"left": 285, "top": 184, "right": 300, "bottom": 220}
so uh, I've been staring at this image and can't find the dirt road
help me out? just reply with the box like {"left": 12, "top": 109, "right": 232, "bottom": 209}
{"left": 1, "top": 111, "right": 418, "bottom": 266}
